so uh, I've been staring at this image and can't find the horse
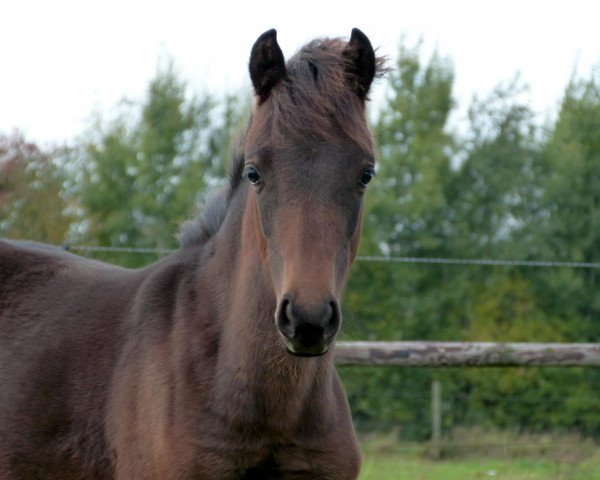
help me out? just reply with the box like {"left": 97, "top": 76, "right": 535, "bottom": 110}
{"left": 0, "top": 28, "right": 385, "bottom": 479}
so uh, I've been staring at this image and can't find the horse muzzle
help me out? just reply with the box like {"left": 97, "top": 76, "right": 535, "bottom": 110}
{"left": 275, "top": 293, "right": 341, "bottom": 356}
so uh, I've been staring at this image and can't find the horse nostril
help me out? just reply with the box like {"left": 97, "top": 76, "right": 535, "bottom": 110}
{"left": 276, "top": 297, "right": 294, "bottom": 339}
{"left": 324, "top": 299, "right": 341, "bottom": 337}
{"left": 285, "top": 301, "right": 294, "bottom": 326}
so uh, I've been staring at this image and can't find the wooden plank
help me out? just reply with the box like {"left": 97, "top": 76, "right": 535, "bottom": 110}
{"left": 334, "top": 341, "right": 600, "bottom": 367}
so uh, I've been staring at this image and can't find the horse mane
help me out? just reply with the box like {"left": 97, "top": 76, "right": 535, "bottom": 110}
{"left": 179, "top": 36, "right": 387, "bottom": 248}
{"left": 178, "top": 151, "right": 244, "bottom": 247}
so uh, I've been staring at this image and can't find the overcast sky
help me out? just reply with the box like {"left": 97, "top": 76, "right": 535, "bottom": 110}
{"left": 2, "top": 0, "right": 599, "bottom": 145}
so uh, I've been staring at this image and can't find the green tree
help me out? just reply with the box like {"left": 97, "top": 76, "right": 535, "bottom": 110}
{"left": 342, "top": 49, "right": 600, "bottom": 440}
{"left": 71, "top": 59, "right": 245, "bottom": 266}
{"left": 535, "top": 68, "right": 600, "bottom": 343}
{"left": 511, "top": 68, "right": 600, "bottom": 437}
{"left": 366, "top": 41, "right": 455, "bottom": 258}
{"left": 350, "top": 40, "right": 458, "bottom": 341}
{"left": 342, "top": 42, "right": 457, "bottom": 440}
{"left": 0, "top": 131, "right": 72, "bottom": 243}
{"left": 450, "top": 79, "right": 544, "bottom": 260}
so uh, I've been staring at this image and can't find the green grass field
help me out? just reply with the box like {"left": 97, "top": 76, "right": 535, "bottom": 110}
{"left": 358, "top": 436, "right": 600, "bottom": 480}
{"left": 359, "top": 455, "right": 600, "bottom": 480}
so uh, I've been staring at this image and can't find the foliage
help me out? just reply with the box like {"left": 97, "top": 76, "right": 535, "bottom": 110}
{"left": 343, "top": 45, "right": 600, "bottom": 440}
{"left": 533, "top": 69, "right": 600, "bottom": 342}
{"left": 67, "top": 59, "right": 247, "bottom": 266}
{"left": 366, "top": 41, "right": 455, "bottom": 258}
{"left": 0, "top": 132, "right": 72, "bottom": 243}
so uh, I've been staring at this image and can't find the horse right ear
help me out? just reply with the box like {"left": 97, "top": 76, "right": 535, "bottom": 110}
{"left": 249, "top": 29, "right": 286, "bottom": 103}
{"left": 344, "top": 28, "right": 376, "bottom": 100}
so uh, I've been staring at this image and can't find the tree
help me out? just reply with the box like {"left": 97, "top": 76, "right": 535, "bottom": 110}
{"left": 450, "top": 79, "right": 543, "bottom": 260}
{"left": 70, "top": 59, "right": 246, "bottom": 266}
{"left": 343, "top": 49, "right": 600, "bottom": 440}
{"left": 341, "top": 42, "right": 458, "bottom": 440}
{"left": 350, "top": 40, "right": 458, "bottom": 341}
{"left": 535, "top": 68, "right": 600, "bottom": 343}
{"left": 0, "top": 131, "right": 72, "bottom": 244}
{"left": 366, "top": 41, "right": 455, "bottom": 258}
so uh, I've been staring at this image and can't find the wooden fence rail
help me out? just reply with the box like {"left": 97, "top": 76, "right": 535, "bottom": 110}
{"left": 334, "top": 341, "right": 600, "bottom": 367}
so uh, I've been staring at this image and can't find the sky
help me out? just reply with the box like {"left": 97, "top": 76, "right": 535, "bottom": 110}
{"left": 1, "top": 0, "right": 599, "bottom": 145}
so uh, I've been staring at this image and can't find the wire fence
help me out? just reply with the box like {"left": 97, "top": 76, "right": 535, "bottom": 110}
{"left": 63, "top": 244, "right": 600, "bottom": 269}
{"left": 67, "top": 245, "right": 175, "bottom": 255}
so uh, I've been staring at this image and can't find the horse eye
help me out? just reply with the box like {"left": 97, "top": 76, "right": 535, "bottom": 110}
{"left": 246, "top": 166, "right": 262, "bottom": 185}
{"left": 358, "top": 168, "right": 375, "bottom": 188}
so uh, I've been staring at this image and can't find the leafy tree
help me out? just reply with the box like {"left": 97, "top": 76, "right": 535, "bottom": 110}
{"left": 0, "top": 131, "right": 72, "bottom": 244}
{"left": 366, "top": 41, "right": 455, "bottom": 258}
{"left": 535, "top": 68, "right": 600, "bottom": 343}
{"left": 70, "top": 59, "right": 246, "bottom": 266}
{"left": 453, "top": 273, "right": 594, "bottom": 434}
{"left": 343, "top": 49, "right": 600, "bottom": 440}
{"left": 342, "top": 41, "right": 458, "bottom": 440}
{"left": 450, "top": 79, "right": 543, "bottom": 260}
{"left": 516, "top": 68, "right": 600, "bottom": 436}
{"left": 349, "top": 40, "right": 458, "bottom": 341}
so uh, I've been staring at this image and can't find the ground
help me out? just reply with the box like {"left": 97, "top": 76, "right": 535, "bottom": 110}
{"left": 359, "top": 438, "right": 600, "bottom": 480}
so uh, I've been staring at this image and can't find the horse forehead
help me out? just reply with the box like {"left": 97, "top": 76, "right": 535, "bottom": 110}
{"left": 273, "top": 143, "right": 367, "bottom": 169}
{"left": 266, "top": 153, "right": 357, "bottom": 206}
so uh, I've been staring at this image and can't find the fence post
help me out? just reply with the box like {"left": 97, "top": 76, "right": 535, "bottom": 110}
{"left": 431, "top": 380, "right": 442, "bottom": 459}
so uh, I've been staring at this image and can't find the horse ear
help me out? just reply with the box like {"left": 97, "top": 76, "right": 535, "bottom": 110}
{"left": 249, "top": 29, "right": 286, "bottom": 103}
{"left": 344, "top": 28, "right": 376, "bottom": 100}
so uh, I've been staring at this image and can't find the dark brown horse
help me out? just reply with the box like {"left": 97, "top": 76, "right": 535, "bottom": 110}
{"left": 0, "top": 28, "right": 384, "bottom": 479}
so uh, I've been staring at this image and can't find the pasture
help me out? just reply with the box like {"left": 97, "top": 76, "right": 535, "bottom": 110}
{"left": 359, "top": 437, "right": 600, "bottom": 480}
{"left": 360, "top": 455, "right": 600, "bottom": 480}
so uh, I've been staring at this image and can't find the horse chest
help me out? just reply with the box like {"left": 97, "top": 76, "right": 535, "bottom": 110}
{"left": 126, "top": 417, "right": 357, "bottom": 480}
{"left": 185, "top": 447, "right": 344, "bottom": 480}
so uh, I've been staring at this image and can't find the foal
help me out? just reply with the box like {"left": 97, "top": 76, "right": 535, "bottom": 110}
{"left": 0, "top": 28, "right": 384, "bottom": 479}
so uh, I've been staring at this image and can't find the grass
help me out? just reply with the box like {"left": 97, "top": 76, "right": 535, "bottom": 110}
{"left": 358, "top": 432, "right": 600, "bottom": 480}
{"left": 359, "top": 455, "right": 600, "bottom": 480}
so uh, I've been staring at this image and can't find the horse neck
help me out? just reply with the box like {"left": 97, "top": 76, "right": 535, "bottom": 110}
{"left": 204, "top": 184, "right": 335, "bottom": 424}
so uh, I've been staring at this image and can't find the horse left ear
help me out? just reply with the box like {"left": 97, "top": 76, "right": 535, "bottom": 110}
{"left": 249, "top": 29, "right": 286, "bottom": 103}
{"left": 344, "top": 28, "right": 376, "bottom": 100}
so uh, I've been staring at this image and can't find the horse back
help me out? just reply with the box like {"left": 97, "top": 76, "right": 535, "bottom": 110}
{"left": 0, "top": 239, "right": 135, "bottom": 339}
{"left": 0, "top": 240, "right": 140, "bottom": 478}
